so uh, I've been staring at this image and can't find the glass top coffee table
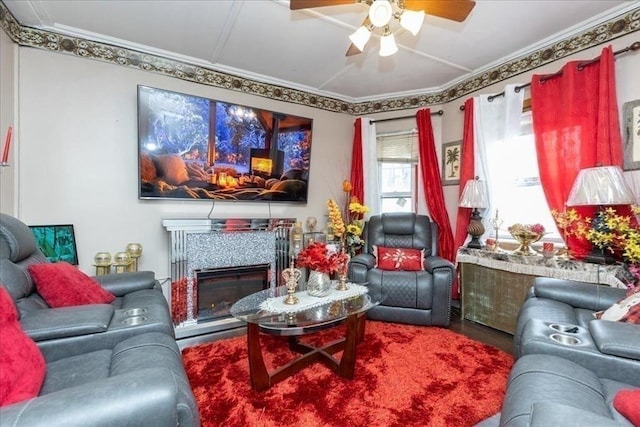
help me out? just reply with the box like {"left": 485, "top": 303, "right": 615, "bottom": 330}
{"left": 230, "top": 284, "right": 385, "bottom": 391}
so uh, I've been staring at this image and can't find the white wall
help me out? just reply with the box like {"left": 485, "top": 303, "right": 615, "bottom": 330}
{"left": 15, "top": 49, "right": 354, "bottom": 279}
{"left": 0, "top": 29, "right": 17, "bottom": 214}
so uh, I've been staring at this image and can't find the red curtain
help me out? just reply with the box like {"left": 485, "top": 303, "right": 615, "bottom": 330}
{"left": 451, "top": 98, "right": 476, "bottom": 299}
{"left": 455, "top": 98, "right": 477, "bottom": 249}
{"left": 349, "top": 118, "right": 364, "bottom": 204}
{"left": 531, "top": 46, "right": 623, "bottom": 258}
{"left": 416, "top": 109, "right": 456, "bottom": 264}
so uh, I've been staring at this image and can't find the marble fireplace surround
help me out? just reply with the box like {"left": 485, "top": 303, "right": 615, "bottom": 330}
{"left": 162, "top": 218, "right": 294, "bottom": 339}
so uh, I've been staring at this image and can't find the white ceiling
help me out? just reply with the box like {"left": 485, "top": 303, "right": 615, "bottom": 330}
{"left": 3, "top": 0, "right": 637, "bottom": 102}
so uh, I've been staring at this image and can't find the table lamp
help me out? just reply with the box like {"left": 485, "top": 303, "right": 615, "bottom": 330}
{"left": 566, "top": 165, "right": 635, "bottom": 263}
{"left": 459, "top": 176, "right": 489, "bottom": 249}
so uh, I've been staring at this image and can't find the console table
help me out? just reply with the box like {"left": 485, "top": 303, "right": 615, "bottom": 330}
{"left": 456, "top": 248, "right": 627, "bottom": 334}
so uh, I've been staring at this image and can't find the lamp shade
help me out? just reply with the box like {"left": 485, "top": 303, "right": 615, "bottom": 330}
{"left": 399, "top": 9, "right": 425, "bottom": 35}
{"left": 379, "top": 28, "right": 398, "bottom": 56}
{"left": 459, "top": 178, "right": 488, "bottom": 208}
{"left": 368, "top": 0, "right": 393, "bottom": 27}
{"left": 566, "top": 166, "right": 634, "bottom": 206}
{"left": 349, "top": 25, "right": 372, "bottom": 52}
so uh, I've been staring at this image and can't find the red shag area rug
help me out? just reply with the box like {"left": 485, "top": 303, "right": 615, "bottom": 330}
{"left": 182, "top": 321, "right": 513, "bottom": 427}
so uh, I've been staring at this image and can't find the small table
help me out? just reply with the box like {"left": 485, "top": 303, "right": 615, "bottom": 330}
{"left": 230, "top": 284, "right": 385, "bottom": 391}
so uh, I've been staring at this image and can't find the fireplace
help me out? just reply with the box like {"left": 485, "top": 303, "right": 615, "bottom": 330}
{"left": 162, "top": 217, "right": 295, "bottom": 341}
{"left": 195, "top": 264, "right": 269, "bottom": 322}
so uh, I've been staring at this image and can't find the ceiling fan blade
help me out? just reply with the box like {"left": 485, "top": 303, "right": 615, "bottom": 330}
{"left": 346, "top": 44, "right": 363, "bottom": 56}
{"left": 403, "top": 0, "right": 476, "bottom": 22}
{"left": 289, "top": 0, "right": 356, "bottom": 10}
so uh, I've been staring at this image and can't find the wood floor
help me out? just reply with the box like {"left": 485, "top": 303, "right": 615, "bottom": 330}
{"left": 449, "top": 307, "right": 514, "bottom": 355}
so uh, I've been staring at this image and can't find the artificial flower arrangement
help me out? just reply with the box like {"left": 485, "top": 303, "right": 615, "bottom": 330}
{"left": 296, "top": 242, "right": 348, "bottom": 274}
{"left": 552, "top": 206, "right": 640, "bottom": 288}
{"left": 327, "top": 180, "right": 370, "bottom": 257}
{"left": 552, "top": 206, "right": 640, "bottom": 261}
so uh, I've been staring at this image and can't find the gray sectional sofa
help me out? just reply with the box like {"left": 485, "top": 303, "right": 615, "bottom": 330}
{"left": 0, "top": 213, "right": 199, "bottom": 426}
{"left": 483, "top": 277, "right": 640, "bottom": 427}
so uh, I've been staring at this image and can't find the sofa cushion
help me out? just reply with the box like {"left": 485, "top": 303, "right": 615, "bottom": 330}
{"left": 613, "top": 389, "right": 640, "bottom": 426}
{"left": 373, "top": 246, "right": 424, "bottom": 271}
{"left": 0, "top": 286, "right": 45, "bottom": 406}
{"left": 595, "top": 293, "right": 640, "bottom": 324}
{"left": 28, "top": 262, "right": 115, "bottom": 307}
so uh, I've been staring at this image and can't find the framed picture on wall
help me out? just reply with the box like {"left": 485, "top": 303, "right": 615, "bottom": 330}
{"left": 29, "top": 224, "right": 79, "bottom": 265}
{"left": 441, "top": 140, "right": 462, "bottom": 186}
{"left": 623, "top": 99, "right": 640, "bottom": 171}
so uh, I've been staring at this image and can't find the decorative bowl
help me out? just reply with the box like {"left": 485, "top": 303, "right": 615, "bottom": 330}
{"left": 509, "top": 230, "right": 543, "bottom": 255}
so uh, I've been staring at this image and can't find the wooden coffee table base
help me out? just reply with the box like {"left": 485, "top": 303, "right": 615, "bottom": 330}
{"left": 246, "top": 311, "right": 367, "bottom": 391}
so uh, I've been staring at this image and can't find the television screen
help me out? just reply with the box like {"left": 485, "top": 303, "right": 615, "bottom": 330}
{"left": 137, "top": 85, "right": 313, "bottom": 203}
{"left": 29, "top": 224, "right": 79, "bottom": 265}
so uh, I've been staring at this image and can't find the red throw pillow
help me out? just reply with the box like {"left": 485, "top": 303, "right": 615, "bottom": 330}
{"left": 373, "top": 246, "right": 424, "bottom": 271}
{"left": 28, "top": 262, "right": 115, "bottom": 308}
{"left": 614, "top": 389, "right": 640, "bottom": 426}
{"left": 0, "top": 286, "right": 46, "bottom": 407}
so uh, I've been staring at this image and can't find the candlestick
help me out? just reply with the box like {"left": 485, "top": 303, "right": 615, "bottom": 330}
{"left": 489, "top": 209, "right": 503, "bottom": 248}
{"left": 282, "top": 257, "right": 301, "bottom": 305}
{"left": 2, "top": 126, "right": 13, "bottom": 164}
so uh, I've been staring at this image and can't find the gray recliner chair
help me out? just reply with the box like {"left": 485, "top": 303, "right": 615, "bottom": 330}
{"left": 348, "top": 213, "right": 454, "bottom": 326}
{"left": 0, "top": 213, "right": 174, "bottom": 361}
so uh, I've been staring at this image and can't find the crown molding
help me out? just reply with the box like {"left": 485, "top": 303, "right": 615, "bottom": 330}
{"left": 1, "top": 2, "right": 638, "bottom": 115}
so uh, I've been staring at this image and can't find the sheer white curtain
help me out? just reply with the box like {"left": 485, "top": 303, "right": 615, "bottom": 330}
{"left": 474, "top": 84, "right": 524, "bottom": 237}
{"left": 361, "top": 118, "right": 379, "bottom": 218}
{"left": 626, "top": 170, "right": 640, "bottom": 204}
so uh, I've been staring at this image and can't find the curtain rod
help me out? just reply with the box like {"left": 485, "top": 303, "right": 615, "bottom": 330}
{"left": 459, "top": 40, "right": 640, "bottom": 111}
{"left": 369, "top": 109, "right": 443, "bottom": 124}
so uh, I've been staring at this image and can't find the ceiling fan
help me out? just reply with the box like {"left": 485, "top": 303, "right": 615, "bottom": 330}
{"left": 290, "top": 0, "right": 476, "bottom": 57}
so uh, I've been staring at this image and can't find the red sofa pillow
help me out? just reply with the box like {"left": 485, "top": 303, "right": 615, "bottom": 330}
{"left": 373, "top": 246, "right": 424, "bottom": 271}
{"left": 28, "top": 262, "right": 115, "bottom": 308}
{"left": 614, "top": 389, "right": 640, "bottom": 426}
{"left": 0, "top": 286, "right": 46, "bottom": 407}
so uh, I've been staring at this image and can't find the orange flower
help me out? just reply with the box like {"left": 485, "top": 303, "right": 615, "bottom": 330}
{"left": 342, "top": 180, "right": 353, "bottom": 193}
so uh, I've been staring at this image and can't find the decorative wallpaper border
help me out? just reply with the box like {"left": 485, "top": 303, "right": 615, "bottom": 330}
{"left": 0, "top": 2, "right": 638, "bottom": 115}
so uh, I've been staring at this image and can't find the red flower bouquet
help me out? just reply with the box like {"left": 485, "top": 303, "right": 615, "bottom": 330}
{"left": 296, "top": 242, "right": 348, "bottom": 274}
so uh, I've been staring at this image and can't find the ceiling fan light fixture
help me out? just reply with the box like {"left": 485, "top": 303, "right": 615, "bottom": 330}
{"left": 349, "top": 25, "right": 372, "bottom": 52}
{"left": 368, "top": 0, "right": 393, "bottom": 27}
{"left": 399, "top": 9, "right": 425, "bottom": 36}
{"left": 379, "top": 26, "right": 398, "bottom": 57}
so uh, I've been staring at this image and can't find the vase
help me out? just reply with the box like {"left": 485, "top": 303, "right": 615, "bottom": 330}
{"left": 307, "top": 270, "right": 331, "bottom": 297}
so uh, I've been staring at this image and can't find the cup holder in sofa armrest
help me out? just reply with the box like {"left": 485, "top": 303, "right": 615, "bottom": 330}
{"left": 549, "top": 333, "right": 582, "bottom": 346}
{"left": 109, "top": 308, "right": 154, "bottom": 329}
{"left": 122, "top": 308, "right": 148, "bottom": 316}
{"left": 121, "top": 316, "right": 148, "bottom": 326}
{"left": 549, "top": 323, "right": 580, "bottom": 334}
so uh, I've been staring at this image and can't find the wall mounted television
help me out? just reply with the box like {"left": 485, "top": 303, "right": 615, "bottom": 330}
{"left": 137, "top": 85, "right": 313, "bottom": 203}
{"left": 29, "top": 224, "right": 79, "bottom": 265}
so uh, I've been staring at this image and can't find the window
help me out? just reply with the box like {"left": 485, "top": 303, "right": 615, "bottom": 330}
{"left": 377, "top": 131, "right": 418, "bottom": 213}
{"left": 487, "top": 111, "right": 561, "bottom": 241}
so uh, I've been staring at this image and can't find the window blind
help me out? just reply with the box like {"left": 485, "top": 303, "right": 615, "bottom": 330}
{"left": 376, "top": 131, "right": 418, "bottom": 163}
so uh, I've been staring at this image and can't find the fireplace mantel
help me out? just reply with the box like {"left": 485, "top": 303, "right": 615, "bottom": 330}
{"left": 162, "top": 217, "right": 294, "bottom": 341}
